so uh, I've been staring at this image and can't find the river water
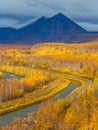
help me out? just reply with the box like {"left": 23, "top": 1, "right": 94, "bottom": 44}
{"left": 1, "top": 72, "right": 81, "bottom": 127}
{"left": 3, "top": 72, "right": 21, "bottom": 80}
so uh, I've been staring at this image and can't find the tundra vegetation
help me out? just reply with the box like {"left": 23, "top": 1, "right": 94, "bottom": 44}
{"left": 0, "top": 41, "right": 98, "bottom": 130}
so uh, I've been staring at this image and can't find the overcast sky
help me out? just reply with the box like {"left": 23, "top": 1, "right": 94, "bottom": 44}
{"left": 0, "top": 0, "right": 98, "bottom": 31}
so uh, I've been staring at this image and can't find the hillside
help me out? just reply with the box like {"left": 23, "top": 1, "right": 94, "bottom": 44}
{"left": 0, "top": 13, "right": 98, "bottom": 43}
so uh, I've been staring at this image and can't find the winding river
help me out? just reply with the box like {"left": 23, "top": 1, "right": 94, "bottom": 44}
{"left": 1, "top": 72, "right": 81, "bottom": 127}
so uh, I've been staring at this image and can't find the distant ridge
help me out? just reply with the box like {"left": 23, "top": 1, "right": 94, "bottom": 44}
{"left": 0, "top": 13, "right": 98, "bottom": 43}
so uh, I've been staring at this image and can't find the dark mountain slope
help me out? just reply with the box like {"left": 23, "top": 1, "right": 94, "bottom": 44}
{"left": 0, "top": 27, "right": 16, "bottom": 41}
{"left": 15, "top": 13, "right": 87, "bottom": 41}
{"left": 0, "top": 13, "right": 98, "bottom": 43}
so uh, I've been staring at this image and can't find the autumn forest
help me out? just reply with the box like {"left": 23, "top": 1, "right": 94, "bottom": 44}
{"left": 0, "top": 42, "right": 98, "bottom": 130}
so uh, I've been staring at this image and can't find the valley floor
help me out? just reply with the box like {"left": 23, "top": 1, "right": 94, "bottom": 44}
{"left": 0, "top": 42, "right": 98, "bottom": 129}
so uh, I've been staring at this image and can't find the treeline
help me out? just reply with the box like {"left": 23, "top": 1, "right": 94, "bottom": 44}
{"left": 31, "top": 78, "right": 98, "bottom": 130}
{"left": 1, "top": 42, "right": 98, "bottom": 79}
{"left": 2, "top": 78, "right": 97, "bottom": 130}
{"left": 0, "top": 69, "right": 55, "bottom": 102}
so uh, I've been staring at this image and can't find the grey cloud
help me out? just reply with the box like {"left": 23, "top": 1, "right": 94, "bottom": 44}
{"left": 0, "top": 0, "right": 98, "bottom": 31}
{"left": 0, "top": 0, "right": 97, "bottom": 18}
{"left": 0, "top": 18, "right": 19, "bottom": 28}
{"left": 77, "top": 22, "right": 98, "bottom": 31}
{"left": 0, "top": 17, "right": 39, "bottom": 29}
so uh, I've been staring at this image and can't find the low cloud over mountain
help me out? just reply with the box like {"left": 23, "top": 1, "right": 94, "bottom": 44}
{"left": 0, "top": 0, "right": 98, "bottom": 31}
